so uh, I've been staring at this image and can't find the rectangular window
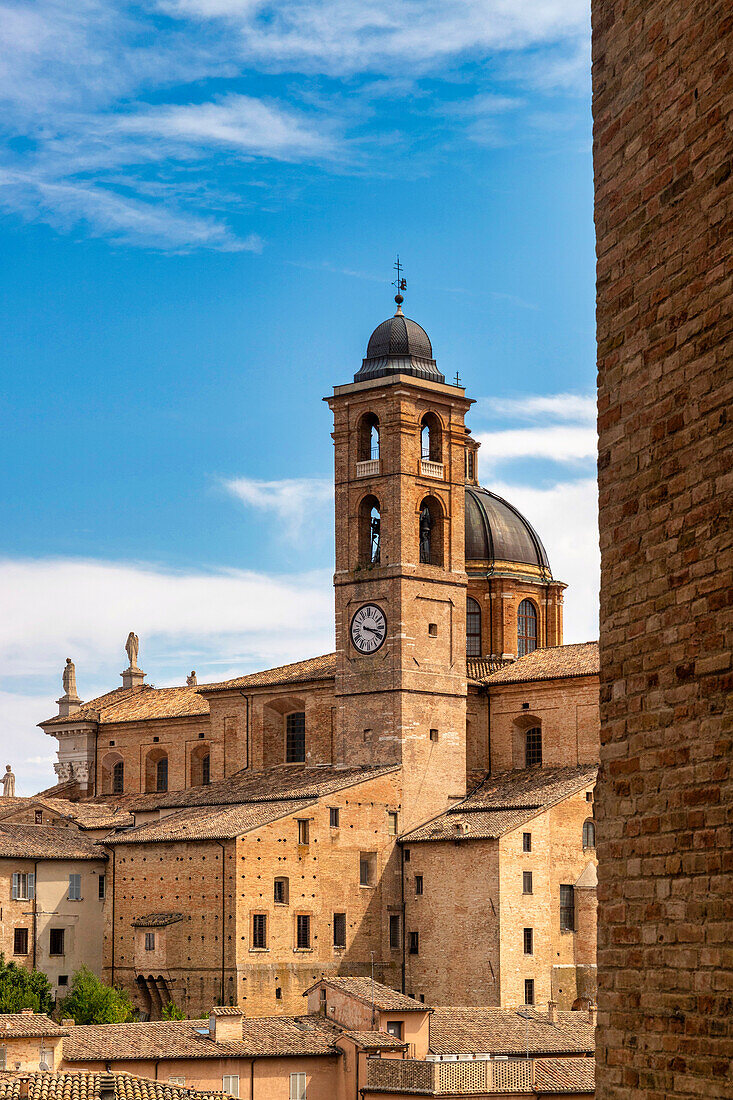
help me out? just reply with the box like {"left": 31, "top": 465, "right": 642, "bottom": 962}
{"left": 222, "top": 1077, "right": 239, "bottom": 1097}
{"left": 359, "top": 853, "right": 375, "bottom": 886}
{"left": 156, "top": 756, "right": 168, "bottom": 793}
{"left": 560, "top": 885, "right": 575, "bottom": 932}
{"left": 524, "top": 979, "right": 535, "bottom": 1006}
{"left": 68, "top": 874, "right": 81, "bottom": 901}
{"left": 409, "top": 931, "right": 419, "bottom": 955}
{"left": 389, "top": 914, "right": 401, "bottom": 950}
{"left": 252, "top": 914, "right": 267, "bottom": 949}
{"left": 329, "top": 807, "right": 340, "bottom": 828}
{"left": 522, "top": 832, "right": 532, "bottom": 853}
{"left": 49, "top": 928, "right": 65, "bottom": 956}
{"left": 98, "top": 875, "right": 106, "bottom": 900}
{"left": 202, "top": 754, "right": 210, "bottom": 786}
{"left": 523, "top": 928, "right": 533, "bottom": 955}
{"left": 34, "top": 810, "right": 43, "bottom": 824}
{"left": 144, "top": 932, "right": 155, "bottom": 951}
{"left": 13, "top": 928, "right": 28, "bottom": 955}
{"left": 386, "top": 1021, "right": 403, "bottom": 1040}
{"left": 387, "top": 811, "right": 398, "bottom": 835}
{"left": 523, "top": 871, "right": 533, "bottom": 895}
{"left": 58, "top": 975, "right": 68, "bottom": 987}
{"left": 525, "top": 727, "right": 542, "bottom": 767}
{"left": 167, "top": 1079, "right": 185, "bottom": 1086}
{"left": 286, "top": 712, "right": 306, "bottom": 763}
{"left": 11, "top": 873, "right": 34, "bottom": 901}
{"left": 333, "top": 912, "right": 346, "bottom": 949}
{"left": 404, "top": 849, "right": 410, "bottom": 863}
{"left": 0, "top": 1046, "right": 6, "bottom": 1071}
{"left": 274, "top": 877, "right": 289, "bottom": 905}
{"left": 586, "top": 790, "right": 593, "bottom": 802}
{"left": 429, "top": 728, "right": 439, "bottom": 742}
{"left": 297, "top": 819, "right": 309, "bottom": 845}
{"left": 289, "top": 1073, "right": 306, "bottom": 1100}
{"left": 415, "top": 875, "right": 423, "bottom": 896}
{"left": 296, "top": 914, "right": 311, "bottom": 949}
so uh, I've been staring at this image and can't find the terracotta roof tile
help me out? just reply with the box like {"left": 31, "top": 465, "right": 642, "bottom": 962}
{"left": 200, "top": 654, "right": 336, "bottom": 693}
{"left": 131, "top": 912, "right": 184, "bottom": 927}
{"left": 0, "top": 799, "right": 134, "bottom": 832}
{"left": 466, "top": 657, "right": 514, "bottom": 682}
{"left": 341, "top": 1030, "right": 407, "bottom": 1050}
{"left": 401, "top": 766, "right": 597, "bottom": 842}
{"left": 481, "top": 642, "right": 599, "bottom": 685}
{"left": 105, "top": 800, "right": 314, "bottom": 844}
{"left": 0, "top": 1014, "right": 68, "bottom": 1038}
{"left": 535, "top": 1056, "right": 595, "bottom": 1092}
{"left": 40, "top": 686, "right": 209, "bottom": 729}
{"left": 428, "top": 1008, "right": 594, "bottom": 1056}
{"left": 309, "top": 977, "right": 429, "bottom": 1013}
{"left": 0, "top": 825, "right": 105, "bottom": 861}
{"left": 0, "top": 1072, "right": 221, "bottom": 1100}
{"left": 63, "top": 1017, "right": 343, "bottom": 1061}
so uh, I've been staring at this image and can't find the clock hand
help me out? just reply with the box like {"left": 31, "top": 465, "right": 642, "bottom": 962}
{"left": 362, "top": 626, "right": 382, "bottom": 636}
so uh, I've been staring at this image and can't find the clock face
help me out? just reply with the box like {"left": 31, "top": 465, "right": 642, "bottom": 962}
{"left": 350, "top": 603, "right": 387, "bottom": 654}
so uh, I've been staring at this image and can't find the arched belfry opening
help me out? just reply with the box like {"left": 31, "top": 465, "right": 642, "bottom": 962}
{"left": 359, "top": 495, "right": 381, "bottom": 565}
{"left": 358, "top": 412, "right": 380, "bottom": 462}
{"left": 420, "top": 412, "right": 442, "bottom": 463}
{"left": 418, "top": 495, "right": 444, "bottom": 566}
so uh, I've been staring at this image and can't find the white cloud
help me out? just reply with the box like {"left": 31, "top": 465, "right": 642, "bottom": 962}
{"left": 478, "top": 393, "right": 596, "bottom": 424}
{"left": 223, "top": 477, "right": 334, "bottom": 541}
{"left": 475, "top": 425, "right": 596, "bottom": 465}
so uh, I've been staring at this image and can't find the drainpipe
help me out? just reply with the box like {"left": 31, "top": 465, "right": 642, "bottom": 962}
{"left": 108, "top": 847, "right": 116, "bottom": 985}
{"left": 215, "top": 842, "right": 227, "bottom": 1004}
{"left": 400, "top": 844, "right": 406, "bottom": 995}
{"left": 249, "top": 1057, "right": 257, "bottom": 1100}
{"left": 238, "top": 692, "right": 250, "bottom": 772}
{"left": 32, "top": 860, "right": 39, "bottom": 970}
{"left": 486, "top": 688, "right": 492, "bottom": 777}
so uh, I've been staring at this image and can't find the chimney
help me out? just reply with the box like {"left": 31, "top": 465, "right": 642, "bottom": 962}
{"left": 62, "top": 1018, "right": 75, "bottom": 1027}
{"left": 208, "top": 1006, "right": 245, "bottom": 1043}
{"left": 20, "top": 1008, "right": 34, "bottom": 1016}
{"left": 547, "top": 1000, "right": 557, "bottom": 1024}
{"left": 99, "top": 1072, "right": 116, "bottom": 1100}
{"left": 588, "top": 1003, "right": 597, "bottom": 1028}
{"left": 19, "top": 1079, "right": 29, "bottom": 1099}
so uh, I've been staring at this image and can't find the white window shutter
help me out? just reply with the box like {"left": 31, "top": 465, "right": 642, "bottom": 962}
{"left": 11, "top": 874, "right": 18, "bottom": 900}
{"left": 289, "top": 1073, "right": 306, "bottom": 1100}
{"left": 28, "top": 873, "right": 35, "bottom": 899}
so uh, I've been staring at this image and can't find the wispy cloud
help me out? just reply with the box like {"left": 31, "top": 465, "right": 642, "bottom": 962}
{"left": 477, "top": 393, "right": 596, "bottom": 424}
{"left": 475, "top": 425, "right": 596, "bottom": 465}
{"left": 223, "top": 477, "right": 334, "bottom": 541}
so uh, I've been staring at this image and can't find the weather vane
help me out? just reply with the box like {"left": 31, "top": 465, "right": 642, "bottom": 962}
{"left": 392, "top": 255, "right": 407, "bottom": 313}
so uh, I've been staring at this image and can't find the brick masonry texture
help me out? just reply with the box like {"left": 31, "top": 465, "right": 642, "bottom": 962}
{"left": 592, "top": 0, "right": 733, "bottom": 1096}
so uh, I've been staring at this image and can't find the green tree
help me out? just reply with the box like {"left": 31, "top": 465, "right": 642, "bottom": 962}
{"left": 161, "top": 1000, "right": 185, "bottom": 1020}
{"left": 0, "top": 954, "right": 53, "bottom": 1014}
{"left": 58, "top": 966, "right": 135, "bottom": 1024}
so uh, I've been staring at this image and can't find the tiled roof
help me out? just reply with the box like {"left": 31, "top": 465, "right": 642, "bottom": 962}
{"left": 481, "top": 642, "right": 599, "bottom": 685}
{"left": 309, "top": 977, "right": 429, "bottom": 1013}
{"left": 466, "top": 657, "right": 514, "bottom": 682}
{"left": 0, "top": 825, "right": 105, "bottom": 861}
{"left": 63, "top": 1017, "right": 343, "bottom": 1061}
{"left": 131, "top": 912, "right": 184, "bottom": 927}
{"left": 535, "top": 1056, "right": 595, "bottom": 1093}
{"left": 104, "top": 800, "right": 314, "bottom": 844}
{"left": 401, "top": 766, "right": 597, "bottom": 843}
{"left": 138, "top": 763, "right": 399, "bottom": 811}
{"left": 0, "top": 1014, "right": 68, "bottom": 1038}
{"left": 341, "top": 1030, "right": 407, "bottom": 1050}
{"left": 200, "top": 653, "right": 337, "bottom": 693}
{"left": 40, "top": 686, "right": 209, "bottom": 729}
{"left": 0, "top": 1072, "right": 221, "bottom": 1100}
{"left": 0, "top": 799, "right": 134, "bottom": 832}
{"left": 428, "top": 1008, "right": 594, "bottom": 1056}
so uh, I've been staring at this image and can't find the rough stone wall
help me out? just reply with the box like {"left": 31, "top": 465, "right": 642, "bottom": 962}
{"left": 593, "top": 0, "right": 733, "bottom": 1094}
{"left": 488, "top": 677, "right": 600, "bottom": 773}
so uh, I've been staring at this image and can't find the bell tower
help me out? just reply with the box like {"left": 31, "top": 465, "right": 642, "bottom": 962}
{"left": 326, "top": 285, "right": 472, "bottom": 829}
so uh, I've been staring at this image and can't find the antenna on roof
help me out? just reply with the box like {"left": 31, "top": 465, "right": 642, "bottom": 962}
{"left": 392, "top": 256, "right": 407, "bottom": 315}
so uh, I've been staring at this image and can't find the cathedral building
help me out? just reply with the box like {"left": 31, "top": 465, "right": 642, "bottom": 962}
{"left": 9, "top": 295, "right": 598, "bottom": 1018}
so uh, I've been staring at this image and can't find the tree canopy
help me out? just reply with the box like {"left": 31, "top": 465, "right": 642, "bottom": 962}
{"left": 58, "top": 966, "right": 135, "bottom": 1025}
{"left": 161, "top": 1000, "right": 185, "bottom": 1020}
{"left": 0, "top": 955, "right": 53, "bottom": 1014}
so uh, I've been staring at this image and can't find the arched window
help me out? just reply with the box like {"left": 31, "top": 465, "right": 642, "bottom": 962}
{"left": 359, "top": 495, "right": 381, "bottom": 565}
{"left": 156, "top": 756, "right": 168, "bottom": 792}
{"left": 466, "top": 597, "right": 482, "bottom": 656}
{"left": 525, "top": 728, "right": 542, "bottom": 768}
{"left": 420, "top": 412, "right": 442, "bottom": 462}
{"left": 518, "top": 599, "right": 538, "bottom": 657}
{"left": 112, "top": 760, "right": 124, "bottom": 794}
{"left": 286, "top": 712, "right": 306, "bottom": 763}
{"left": 418, "top": 496, "right": 444, "bottom": 566}
{"left": 145, "top": 749, "right": 168, "bottom": 793}
{"left": 358, "top": 413, "right": 380, "bottom": 461}
{"left": 582, "top": 820, "right": 596, "bottom": 849}
{"left": 190, "top": 743, "right": 211, "bottom": 787}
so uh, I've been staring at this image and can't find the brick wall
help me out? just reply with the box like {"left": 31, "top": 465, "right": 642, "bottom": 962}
{"left": 488, "top": 677, "right": 600, "bottom": 773}
{"left": 593, "top": 0, "right": 733, "bottom": 1094}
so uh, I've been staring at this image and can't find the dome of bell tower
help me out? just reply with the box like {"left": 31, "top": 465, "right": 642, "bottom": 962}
{"left": 354, "top": 295, "right": 445, "bottom": 384}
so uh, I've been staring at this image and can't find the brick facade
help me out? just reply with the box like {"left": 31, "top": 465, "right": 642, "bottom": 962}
{"left": 593, "top": 0, "right": 733, "bottom": 1094}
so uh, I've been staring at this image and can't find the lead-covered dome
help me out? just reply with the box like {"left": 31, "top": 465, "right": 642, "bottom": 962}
{"left": 465, "top": 485, "right": 551, "bottom": 575}
{"left": 354, "top": 302, "right": 445, "bottom": 384}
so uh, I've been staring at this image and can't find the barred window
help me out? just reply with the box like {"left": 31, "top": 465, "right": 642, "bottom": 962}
{"left": 522, "top": 832, "right": 532, "bottom": 853}
{"left": 523, "top": 928, "right": 533, "bottom": 955}
{"left": 252, "top": 914, "right": 267, "bottom": 949}
{"left": 13, "top": 928, "right": 28, "bottom": 955}
{"left": 333, "top": 912, "right": 346, "bottom": 948}
{"left": 286, "top": 712, "right": 306, "bottom": 763}
{"left": 582, "top": 820, "right": 596, "bottom": 848}
{"left": 466, "top": 597, "right": 482, "bottom": 656}
{"left": 202, "top": 754, "right": 210, "bottom": 785}
{"left": 525, "top": 728, "right": 542, "bottom": 768}
{"left": 523, "top": 871, "right": 533, "bottom": 895}
{"left": 389, "top": 914, "right": 401, "bottom": 949}
{"left": 329, "top": 807, "right": 340, "bottom": 828}
{"left": 144, "top": 932, "right": 155, "bottom": 951}
{"left": 524, "top": 978, "right": 535, "bottom": 1006}
{"left": 560, "top": 885, "right": 575, "bottom": 931}
{"left": 112, "top": 760, "right": 124, "bottom": 794}
{"left": 518, "top": 599, "right": 538, "bottom": 657}
{"left": 156, "top": 756, "right": 168, "bottom": 793}
{"left": 274, "top": 877, "right": 289, "bottom": 905}
{"left": 49, "top": 928, "right": 65, "bottom": 956}
{"left": 296, "top": 914, "right": 311, "bottom": 949}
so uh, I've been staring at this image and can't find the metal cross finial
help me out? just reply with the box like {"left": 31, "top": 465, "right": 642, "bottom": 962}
{"left": 392, "top": 255, "right": 407, "bottom": 313}
{"left": 454, "top": 371, "right": 462, "bottom": 387}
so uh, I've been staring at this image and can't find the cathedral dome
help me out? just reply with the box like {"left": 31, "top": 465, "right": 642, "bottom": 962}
{"left": 465, "top": 485, "right": 552, "bottom": 575}
{"left": 354, "top": 302, "right": 445, "bottom": 384}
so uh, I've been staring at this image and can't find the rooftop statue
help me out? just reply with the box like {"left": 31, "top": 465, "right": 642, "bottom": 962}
{"left": 126, "top": 632, "right": 140, "bottom": 670}
{"left": 62, "top": 657, "right": 78, "bottom": 698}
{"left": 2, "top": 765, "right": 15, "bottom": 798}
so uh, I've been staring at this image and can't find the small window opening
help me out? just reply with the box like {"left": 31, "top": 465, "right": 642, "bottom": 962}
{"left": 329, "top": 807, "right": 340, "bottom": 828}
{"left": 582, "top": 820, "right": 596, "bottom": 849}
{"left": 389, "top": 914, "right": 401, "bottom": 949}
{"left": 358, "top": 412, "right": 380, "bottom": 462}
{"left": 560, "top": 885, "right": 575, "bottom": 931}
{"left": 525, "top": 728, "right": 542, "bottom": 768}
{"left": 359, "top": 494, "right": 382, "bottom": 565}
{"left": 409, "top": 931, "right": 419, "bottom": 955}
{"left": 420, "top": 412, "right": 442, "bottom": 462}
{"left": 522, "top": 833, "right": 532, "bottom": 853}
{"left": 144, "top": 932, "right": 155, "bottom": 951}
{"left": 286, "top": 712, "right": 306, "bottom": 763}
{"left": 112, "top": 760, "right": 124, "bottom": 794}
{"left": 296, "top": 914, "right": 311, "bottom": 949}
{"left": 297, "top": 819, "right": 309, "bottom": 845}
{"left": 523, "top": 871, "right": 533, "bottom": 895}
{"left": 418, "top": 496, "right": 443, "bottom": 566}
{"left": 333, "top": 912, "right": 346, "bottom": 948}
{"left": 429, "top": 728, "right": 439, "bottom": 742}
{"left": 524, "top": 979, "right": 535, "bottom": 1006}
{"left": 274, "top": 877, "right": 289, "bottom": 905}
{"left": 387, "top": 811, "right": 398, "bottom": 835}
{"left": 415, "top": 875, "right": 423, "bottom": 896}
{"left": 252, "top": 914, "right": 267, "bottom": 949}
{"left": 523, "top": 928, "right": 533, "bottom": 955}
{"left": 428, "top": 622, "right": 438, "bottom": 637}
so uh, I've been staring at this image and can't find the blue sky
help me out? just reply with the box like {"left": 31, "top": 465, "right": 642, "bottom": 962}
{"left": 0, "top": 0, "right": 597, "bottom": 792}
